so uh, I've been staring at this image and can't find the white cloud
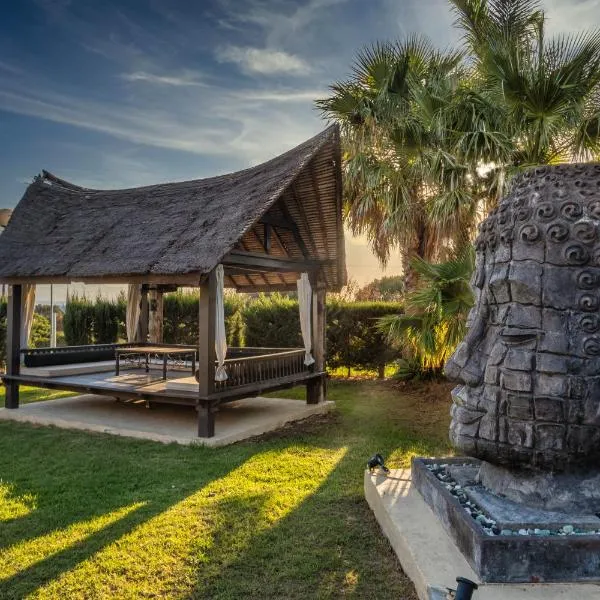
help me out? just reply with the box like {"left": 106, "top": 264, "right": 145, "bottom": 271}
{"left": 0, "top": 70, "right": 325, "bottom": 166}
{"left": 120, "top": 70, "right": 206, "bottom": 87}
{"left": 216, "top": 45, "right": 311, "bottom": 75}
{"left": 0, "top": 60, "right": 22, "bottom": 74}
{"left": 239, "top": 88, "right": 326, "bottom": 102}
{"left": 542, "top": 0, "right": 600, "bottom": 34}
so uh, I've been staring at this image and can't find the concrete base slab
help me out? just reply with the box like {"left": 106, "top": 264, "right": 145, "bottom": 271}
{"left": 0, "top": 395, "right": 334, "bottom": 446}
{"left": 365, "top": 469, "right": 600, "bottom": 600}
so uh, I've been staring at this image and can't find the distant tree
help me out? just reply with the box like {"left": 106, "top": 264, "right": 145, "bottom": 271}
{"left": 30, "top": 313, "right": 51, "bottom": 348}
{"left": 356, "top": 276, "right": 405, "bottom": 301}
{"left": 327, "top": 277, "right": 359, "bottom": 302}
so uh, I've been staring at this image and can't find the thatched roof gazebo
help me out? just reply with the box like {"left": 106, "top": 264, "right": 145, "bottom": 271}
{"left": 0, "top": 125, "right": 346, "bottom": 437}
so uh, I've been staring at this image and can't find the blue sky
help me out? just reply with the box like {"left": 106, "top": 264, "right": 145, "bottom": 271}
{"left": 1, "top": 0, "right": 598, "bottom": 298}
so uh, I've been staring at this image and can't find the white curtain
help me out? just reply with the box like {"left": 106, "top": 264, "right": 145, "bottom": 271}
{"left": 20, "top": 284, "right": 36, "bottom": 349}
{"left": 126, "top": 284, "right": 141, "bottom": 343}
{"left": 297, "top": 273, "right": 315, "bottom": 366}
{"left": 214, "top": 264, "right": 228, "bottom": 381}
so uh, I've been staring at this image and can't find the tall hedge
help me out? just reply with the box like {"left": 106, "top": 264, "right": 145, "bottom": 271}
{"left": 94, "top": 298, "right": 122, "bottom": 344}
{"left": 162, "top": 290, "right": 246, "bottom": 345}
{"left": 243, "top": 294, "right": 302, "bottom": 348}
{"left": 64, "top": 295, "right": 95, "bottom": 345}
{"left": 242, "top": 294, "right": 401, "bottom": 375}
{"left": 54, "top": 291, "right": 402, "bottom": 375}
{"left": 327, "top": 301, "right": 399, "bottom": 376}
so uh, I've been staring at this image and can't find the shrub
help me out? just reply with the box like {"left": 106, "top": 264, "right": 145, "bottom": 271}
{"left": 243, "top": 294, "right": 401, "bottom": 375}
{"left": 226, "top": 310, "right": 245, "bottom": 347}
{"left": 93, "top": 297, "right": 123, "bottom": 344}
{"left": 30, "top": 313, "right": 51, "bottom": 348}
{"left": 378, "top": 251, "right": 474, "bottom": 379}
{"left": 243, "top": 294, "right": 302, "bottom": 348}
{"left": 327, "top": 301, "right": 401, "bottom": 377}
{"left": 163, "top": 290, "right": 246, "bottom": 345}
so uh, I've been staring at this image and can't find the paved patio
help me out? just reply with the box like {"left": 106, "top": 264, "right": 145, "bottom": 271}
{"left": 0, "top": 395, "right": 334, "bottom": 446}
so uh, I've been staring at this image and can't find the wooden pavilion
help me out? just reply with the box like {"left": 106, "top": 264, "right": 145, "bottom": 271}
{"left": 0, "top": 125, "right": 346, "bottom": 437}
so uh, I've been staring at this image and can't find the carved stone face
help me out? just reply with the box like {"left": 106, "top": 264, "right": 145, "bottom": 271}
{"left": 446, "top": 163, "right": 600, "bottom": 471}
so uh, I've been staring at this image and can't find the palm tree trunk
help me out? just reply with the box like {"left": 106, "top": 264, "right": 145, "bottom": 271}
{"left": 403, "top": 220, "right": 427, "bottom": 291}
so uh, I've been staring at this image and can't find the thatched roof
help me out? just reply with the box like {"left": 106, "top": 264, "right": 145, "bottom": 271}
{"left": 0, "top": 125, "right": 346, "bottom": 291}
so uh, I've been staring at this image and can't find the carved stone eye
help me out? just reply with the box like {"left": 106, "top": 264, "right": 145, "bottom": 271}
{"left": 561, "top": 201, "right": 584, "bottom": 220}
{"left": 547, "top": 222, "right": 569, "bottom": 242}
{"left": 519, "top": 223, "right": 540, "bottom": 243}
{"left": 583, "top": 336, "right": 600, "bottom": 355}
{"left": 573, "top": 221, "right": 597, "bottom": 243}
{"left": 536, "top": 202, "right": 556, "bottom": 220}
{"left": 577, "top": 270, "right": 596, "bottom": 289}
{"left": 499, "top": 228, "right": 513, "bottom": 245}
{"left": 588, "top": 201, "right": 600, "bottom": 220}
{"left": 565, "top": 244, "right": 590, "bottom": 265}
{"left": 581, "top": 315, "right": 600, "bottom": 333}
{"left": 579, "top": 293, "right": 599, "bottom": 311}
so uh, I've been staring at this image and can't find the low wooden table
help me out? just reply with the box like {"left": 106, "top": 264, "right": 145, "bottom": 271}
{"left": 115, "top": 346, "right": 196, "bottom": 380}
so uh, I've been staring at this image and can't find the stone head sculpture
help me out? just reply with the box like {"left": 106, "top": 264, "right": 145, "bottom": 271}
{"left": 446, "top": 163, "right": 600, "bottom": 471}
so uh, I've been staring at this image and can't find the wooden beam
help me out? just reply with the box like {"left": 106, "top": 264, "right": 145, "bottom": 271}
{"left": 223, "top": 251, "right": 328, "bottom": 273}
{"left": 5, "top": 284, "right": 21, "bottom": 408}
{"left": 197, "top": 270, "right": 216, "bottom": 414}
{"left": 253, "top": 221, "right": 288, "bottom": 286}
{"left": 270, "top": 226, "right": 290, "bottom": 256}
{"left": 258, "top": 214, "right": 299, "bottom": 231}
{"left": 263, "top": 223, "right": 272, "bottom": 253}
{"left": 248, "top": 229, "right": 274, "bottom": 287}
{"left": 307, "top": 277, "right": 326, "bottom": 405}
{"left": 221, "top": 283, "right": 298, "bottom": 293}
{"left": 0, "top": 273, "right": 203, "bottom": 286}
{"left": 137, "top": 287, "right": 149, "bottom": 343}
{"left": 333, "top": 130, "right": 346, "bottom": 288}
{"left": 309, "top": 163, "right": 331, "bottom": 259}
{"left": 148, "top": 287, "right": 164, "bottom": 343}
{"left": 237, "top": 239, "right": 260, "bottom": 288}
{"left": 278, "top": 195, "right": 312, "bottom": 259}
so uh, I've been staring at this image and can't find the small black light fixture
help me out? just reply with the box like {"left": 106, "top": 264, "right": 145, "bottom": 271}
{"left": 367, "top": 453, "right": 390, "bottom": 474}
{"left": 447, "top": 576, "right": 478, "bottom": 600}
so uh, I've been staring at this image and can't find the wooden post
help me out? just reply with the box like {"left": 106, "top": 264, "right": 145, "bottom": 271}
{"left": 148, "top": 286, "right": 163, "bottom": 343}
{"left": 197, "top": 404, "right": 215, "bottom": 438}
{"left": 6, "top": 284, "right": 22, "bottom": 409}
{"left": 197, "top": 270, "right": 217, "bottom": 436}
{"left": 137, "top": 286, "right": 149, "bottom": 343}
{"left": 307, "top": 278, "right": 326, "bottom": 404}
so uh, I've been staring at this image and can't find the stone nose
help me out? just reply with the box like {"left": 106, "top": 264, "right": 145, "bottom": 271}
{"left": 444, "top": 355, "right": 462, "bottom": 381}
{"left": 445, "top": 340, "right": 485, "bottom": 387}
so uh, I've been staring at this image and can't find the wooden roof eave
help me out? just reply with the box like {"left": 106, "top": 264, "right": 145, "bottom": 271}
{"left": 0, "top": 272, "right": 204, "bottom": 287}
{"left": 211, "top": 134, "right": 339, "bottom": 275}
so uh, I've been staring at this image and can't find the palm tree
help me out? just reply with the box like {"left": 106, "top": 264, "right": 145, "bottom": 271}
{"left": 318, "top": 0, "right": 600, "bottom": 281}
{"left": 377, "top": 249, "right": 474, "bottom": 379}
{"left": 317, "top": 38, "right": 510, "bottom": 282}
{"left": 452, "top": 0, "right": 600, "bottom": 167}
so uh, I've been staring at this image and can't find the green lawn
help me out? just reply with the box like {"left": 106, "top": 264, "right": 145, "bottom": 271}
{"left": 2, "top": 385, "right": 75, "bottom": 406}
{"left": 0, "top": 380, "right": 453, "bottom": 599}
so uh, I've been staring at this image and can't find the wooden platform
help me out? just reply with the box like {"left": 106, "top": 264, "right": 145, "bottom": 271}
{"left": 6, "top": 368, "right": 202, "bottom": 405}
